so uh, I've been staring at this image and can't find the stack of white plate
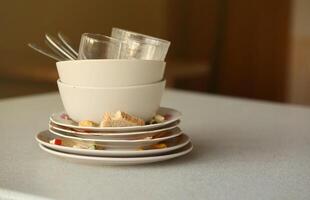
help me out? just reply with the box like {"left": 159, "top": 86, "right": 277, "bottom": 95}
{"left": 36, "top": 107, "right": 193, "bottom": 165}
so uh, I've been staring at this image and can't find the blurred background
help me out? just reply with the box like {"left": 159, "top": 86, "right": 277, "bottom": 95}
{"left": 1, "top": 0, "right": 309, "bottom": 105}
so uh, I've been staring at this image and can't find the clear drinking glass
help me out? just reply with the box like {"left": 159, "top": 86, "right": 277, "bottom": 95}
{"left": 78, "top": 33, "right": 124, "bottom": 59}
{"left": 111, "top": 28, "right": 171, "bottom": 61}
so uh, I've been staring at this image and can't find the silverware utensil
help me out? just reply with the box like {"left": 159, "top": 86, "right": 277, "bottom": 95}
{"left": 27, "top": 43, "right": 64, "bottom": 61}
{"left": 57, "top": 32, "right": 78, "bottom": 57}
{"left": 44, "top": 39, "right": 68, "bottom": 60}
{"left": 45, "top": 33, "right": 76, "bottom": 60}
{"left": 29, "top": 32, "right": 78, "bottom": 61}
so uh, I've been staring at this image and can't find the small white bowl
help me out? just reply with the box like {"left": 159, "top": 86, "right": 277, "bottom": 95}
{"left": 57, "top": 79, "right": 166, "bottom": 123}
{"left": 56, "top": 59, "right": 166, "bottom": 87}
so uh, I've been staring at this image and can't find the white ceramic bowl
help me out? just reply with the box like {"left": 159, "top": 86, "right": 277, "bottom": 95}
{"left": 56, "top": 59, "right": 166, "bottom": 87}
{"left": 57, "top": 79, "right": 166, "bottom": 123}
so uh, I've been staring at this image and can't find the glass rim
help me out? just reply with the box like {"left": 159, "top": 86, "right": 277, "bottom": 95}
{"left": 81, "top": 33, "right": 123, "bottom": 44}
{"left": 112, "top": 27, "right": 171, "bottom": 47}
{"left": 81, "top": 32, "right": 170, "bottom": 51}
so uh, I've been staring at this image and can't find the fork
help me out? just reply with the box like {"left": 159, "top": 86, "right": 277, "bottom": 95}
{"left": 28, "top": 32, "right": 78, "bottom": 61}
{"left": 45, "top": 33, "right": 77, "bottom": 60}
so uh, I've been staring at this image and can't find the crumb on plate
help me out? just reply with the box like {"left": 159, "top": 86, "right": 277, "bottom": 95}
{"left": 79, "top": 120, "right": 97, "bottom": 127}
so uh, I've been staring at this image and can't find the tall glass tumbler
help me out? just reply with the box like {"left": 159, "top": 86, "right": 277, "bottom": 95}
{"left": 111, "top": 28, "right": 171, "bottom": 61}
{"left": 78, "top": 33, "right": 124, "bottom": 59}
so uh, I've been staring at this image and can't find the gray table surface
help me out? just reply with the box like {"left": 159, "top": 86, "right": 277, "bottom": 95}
{"left": 0, "top": 89, "right": 310, "bottom": 200}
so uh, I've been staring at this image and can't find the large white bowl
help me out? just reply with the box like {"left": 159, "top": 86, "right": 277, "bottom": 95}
{"left": 56, "top": 59, "right": 166, "bottom": 87}
{"left": 57, "top": 79, "right": 166, "bottom": 123}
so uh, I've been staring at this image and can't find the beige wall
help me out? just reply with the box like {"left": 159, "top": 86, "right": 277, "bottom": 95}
{"left": 0, "top": 0, "right": 169, "bottom": 70}
{"left": 288, "top": 0, "right": 310, "bottom": 104}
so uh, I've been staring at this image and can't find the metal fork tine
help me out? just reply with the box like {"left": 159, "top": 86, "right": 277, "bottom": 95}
{"left": 44, "top": 40, "right": 68, "bottom": 60}
{"left": 45, "top": 33, "right": 76, "bottom": 60}
{"left": 28, "top": 43, "right": 64, "bottom": 61}
{"left": 57, "top": 32, "right": 78, "bottom": 57}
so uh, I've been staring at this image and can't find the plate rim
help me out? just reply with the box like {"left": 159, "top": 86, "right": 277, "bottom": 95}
{"left": 50, "top": 107, "right": 182, "bottom": 132}
{"left": 36, "top": 131, "right": 191, "bottom": 157}
{"left": 38, "top": 142, "right": 193, "bottom": 163}
{"left": 48, "top": 127, "right": 183, "bottom": 143}
{"left": 48, "top": 120, "right": 180, "bottom": 136}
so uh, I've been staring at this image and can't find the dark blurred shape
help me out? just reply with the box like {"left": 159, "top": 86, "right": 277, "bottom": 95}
{"left": 166, "top": 0, "right": 290, "bottom": 102}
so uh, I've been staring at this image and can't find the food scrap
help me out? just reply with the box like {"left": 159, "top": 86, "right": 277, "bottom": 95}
{"left": 73, "top": 144, "right": 96, "bottom": 150}
{"left": 152, "top": 143, "right": 167, "bottom": 149}
{"left": 139, "top": 143, "right": 167, "bottom": 150}
{"left": 48, "top": 138, "right": 104, "bottom": 150}
{"left": 163, "top": 114, "right": 172, "bottom": 120}
{"left": 49, "top": 138, "right": 62, "bottom": 145}
{"left": 77, "top": 112, "right": 167, "bottom": 127}
{"left": 101, "top": 111, "right": 145, "bottom": 127}
{"left": 148, "top": 114, "right": 165, "bottom": 124}
{"left": 60, "top": 113, "right": 71, "bottom": 120}
{"left": 78, "top": 120, "right": 97, "bottom": 127}
{"left": 72, "top": 142, "right": 104, "bottom": 150}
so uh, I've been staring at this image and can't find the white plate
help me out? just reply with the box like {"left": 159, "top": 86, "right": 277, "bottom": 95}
{"left": 48, "top": 127, "right": 183, "bottom": 148}
{"left": 50, "top": 107, "right": 181, "bottom": 132}
{"left": 36, "top": 130, "right": 191, "bottom": 157}
{"left": 38, "top": 143, "right": 193, "bottom": 165}
{"left": 49, "top": 120, "right": 180, "bottom": 140}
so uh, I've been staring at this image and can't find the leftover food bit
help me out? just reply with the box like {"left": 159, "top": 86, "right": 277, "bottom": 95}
{"left": 137, "top": 147, "right": 145, "bottom": 151}
{"left": 73, "top": 144, "right": 96, "bottom": 150}
{"left": 163, "top": 114, "right": 172, "bottom": 120}
{"left": 78, "top": 120, "right": 97, "bottom": 127}
{"left": 72, "top": 142, "right": 104, "bottom": 150}
{"left": 144, "top": 136, "right": 153, "bottom": 140}
{"left": 154, "top": 114, "right": 165, "bottom": 123}
{"left": 139, "top": 143, "right": 167, "bottom": 150}
{"left": 101, "top": 111, "right": 145, "bottom": 127}
{"left": 148, "top": 114, "right": 165, "bottom": 124}
{"left": 60, "top": 113, "right": 70, "bottom": 120}
{"left": 152, "top": 143, "right": 167, "bottom": 149}
{"left": 49, "top": 138, "right": 62, "bottom": 145}
{"left": 76, "top": 111, "right": 167, "bottom": 127}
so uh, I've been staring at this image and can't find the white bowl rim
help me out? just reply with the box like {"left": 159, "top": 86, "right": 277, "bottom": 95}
{"left": 57, "top": 79, "right": 166, "bottom": 90}
{"left": 56, "top": 59, "right": 166, "bottom": 65}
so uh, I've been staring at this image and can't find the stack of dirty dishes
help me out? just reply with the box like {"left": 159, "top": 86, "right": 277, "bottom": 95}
{"left": 35, "top": 28, "right": 193, "bottom": 165}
